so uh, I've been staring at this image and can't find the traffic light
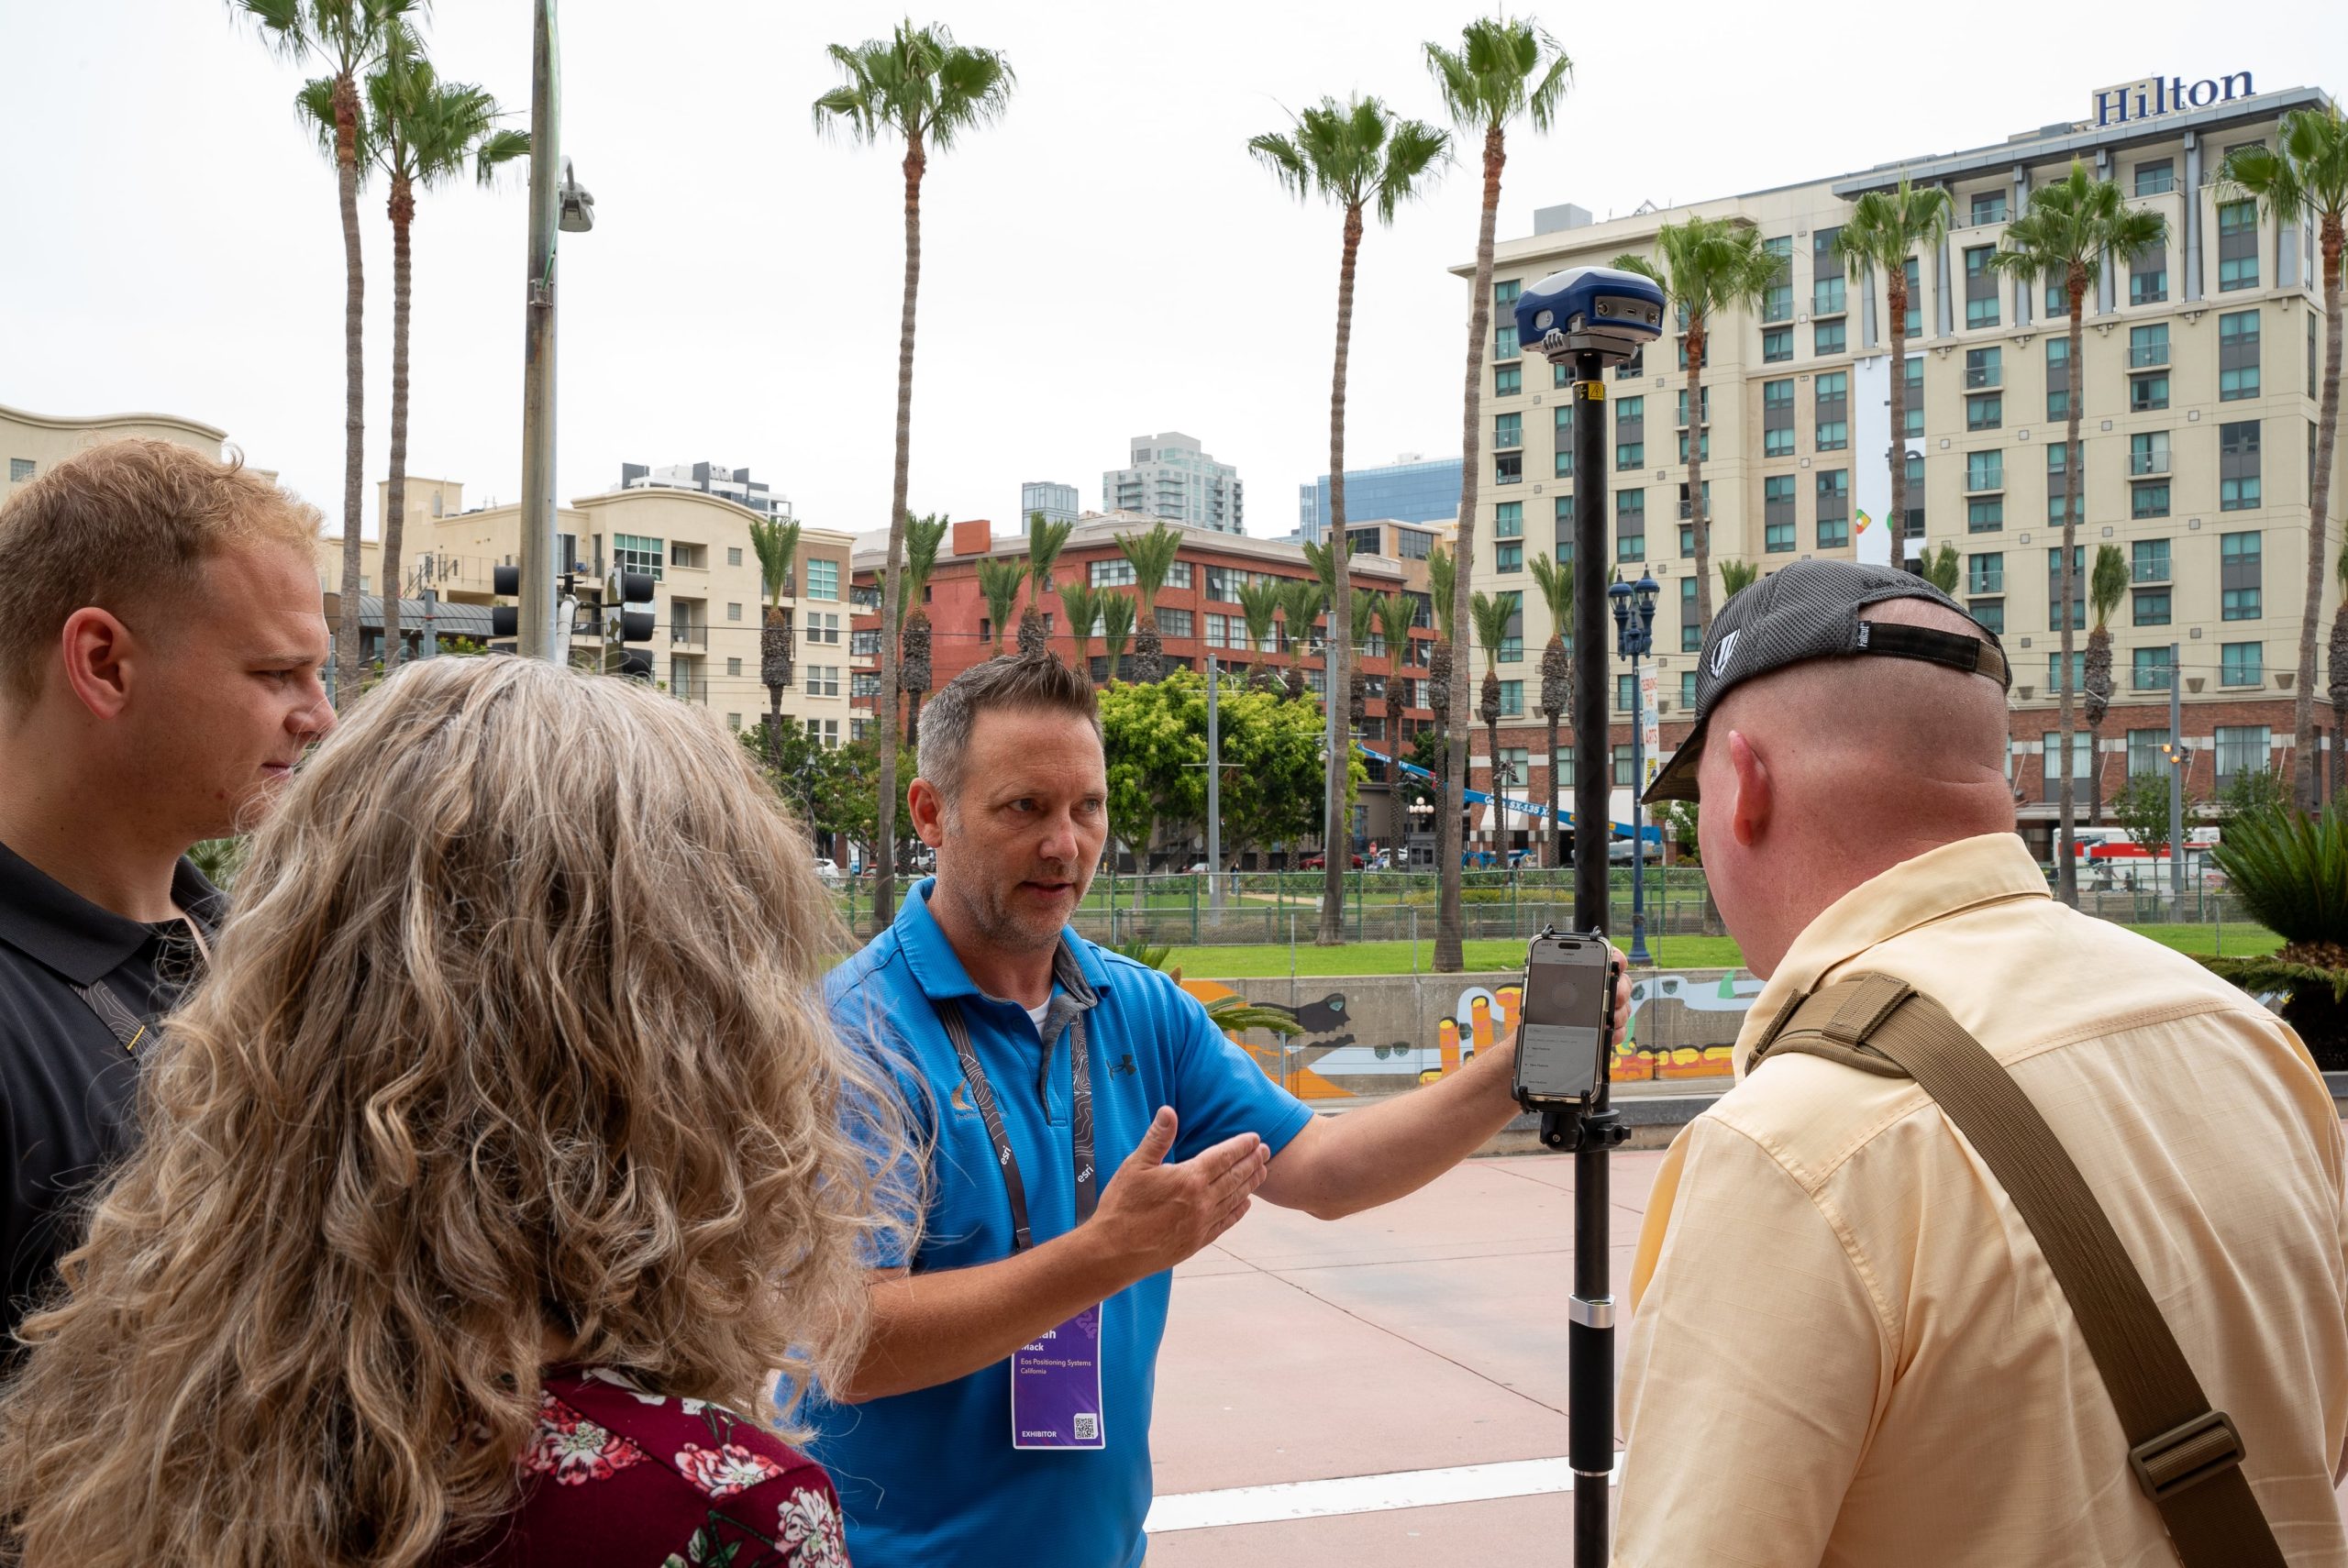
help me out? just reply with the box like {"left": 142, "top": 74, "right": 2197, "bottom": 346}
{"left": 609, "top": 568, "right": 655, "bottom": 679}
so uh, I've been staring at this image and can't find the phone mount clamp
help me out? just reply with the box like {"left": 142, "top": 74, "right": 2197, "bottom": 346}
{"left": 1518, "top": 924, "right": 1634, "bottom": 1155}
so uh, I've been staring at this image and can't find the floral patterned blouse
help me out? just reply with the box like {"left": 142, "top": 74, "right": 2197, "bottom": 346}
{"left": 440, "top": 1366, "right": 848, "bottom": 1567}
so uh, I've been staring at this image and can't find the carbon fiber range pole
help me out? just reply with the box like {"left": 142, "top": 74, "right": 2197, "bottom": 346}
{"left": 1568, "top": 348, "right": 1617, "bottom": 1562}
{"left": 516, "top": 0, "right": 560, "bottom": 661}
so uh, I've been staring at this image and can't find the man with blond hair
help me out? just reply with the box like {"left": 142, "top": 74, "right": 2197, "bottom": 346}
{"left": 0, "top": 439, "right": 333, "bottom": 1339}
{"left": 1615, "top": 560, "right": 2348, "bottom": 1565}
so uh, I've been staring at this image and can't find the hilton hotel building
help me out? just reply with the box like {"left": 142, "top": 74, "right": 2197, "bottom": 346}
{"left": 1459, "top": 77, "right": 2342, "bottom": 856}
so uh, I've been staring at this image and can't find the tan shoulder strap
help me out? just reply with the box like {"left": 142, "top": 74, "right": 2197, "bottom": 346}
{"left": 1755, "top": 973, "right": 2285, "bottom": 1568}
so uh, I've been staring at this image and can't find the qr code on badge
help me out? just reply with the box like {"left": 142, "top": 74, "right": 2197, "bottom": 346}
{"left": 1073, "top": 1414, "right": 1099, "bottom": 1441}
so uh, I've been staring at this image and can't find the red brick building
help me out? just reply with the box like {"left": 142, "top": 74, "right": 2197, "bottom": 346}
{"left": 852, "top": 513, "right": 1445, "bottom": 867}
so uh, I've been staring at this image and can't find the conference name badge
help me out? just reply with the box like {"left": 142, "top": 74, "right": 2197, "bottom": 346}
{"left": 1011, "top": 1303, "right": 1104, "bottom": 1450}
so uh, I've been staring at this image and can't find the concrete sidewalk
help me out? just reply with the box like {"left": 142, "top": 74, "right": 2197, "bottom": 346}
{"left": 1146, "top": 1147, "right": 2348, "bottom": 1564}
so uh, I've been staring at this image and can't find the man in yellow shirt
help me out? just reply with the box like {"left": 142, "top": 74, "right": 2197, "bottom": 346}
{"left": 1618, "top": 559, "right": 2348, "bottom": 1565}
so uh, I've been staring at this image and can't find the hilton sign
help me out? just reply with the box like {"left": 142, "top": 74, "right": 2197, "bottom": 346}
{"left": 2091, "top": 71, "right": 2256, "bottom": 127}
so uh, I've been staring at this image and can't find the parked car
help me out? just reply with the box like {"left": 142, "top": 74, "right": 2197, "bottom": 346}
{"left": 1184, "top": 860, "right": 1213, "bottom": 874}
{"left": 1297, "top": 852, "right": 1365, "bottom": 870}
{"left": 1608, "top": 838, "right": 1663, "bottom": 865}
{"left": 810, "top": 856, "right": 844, "bottom": 887}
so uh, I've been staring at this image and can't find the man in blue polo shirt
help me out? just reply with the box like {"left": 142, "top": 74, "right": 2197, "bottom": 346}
{"left": 814, "top": 654, "right": 1624, "bottom": 1568}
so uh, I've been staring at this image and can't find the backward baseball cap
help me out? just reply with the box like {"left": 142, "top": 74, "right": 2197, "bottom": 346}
{"left": 1643, "top": 558, "right": 2010, "bottom": 807}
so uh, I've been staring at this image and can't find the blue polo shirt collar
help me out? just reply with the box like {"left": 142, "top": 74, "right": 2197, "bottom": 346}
{"left": 894, "top": 878, "right": 1115, "bottom": 1004}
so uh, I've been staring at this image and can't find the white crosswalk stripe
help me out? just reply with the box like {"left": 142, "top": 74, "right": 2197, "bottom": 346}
{"left": 1145, "top": 1454, "right": 1622, "bottom": 1534}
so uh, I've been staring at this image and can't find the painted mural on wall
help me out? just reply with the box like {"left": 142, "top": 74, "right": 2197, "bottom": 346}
{"left": 1179, "top": 971, "right": 1767, "bottom": 1100}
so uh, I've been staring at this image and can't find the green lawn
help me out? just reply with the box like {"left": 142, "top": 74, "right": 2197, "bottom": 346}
{"left": 1168, "top": 922, "right": 2278, "bottom": 979}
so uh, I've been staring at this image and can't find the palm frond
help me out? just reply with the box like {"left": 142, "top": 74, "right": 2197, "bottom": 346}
{"left": 2209, "top": 803, "right": 2348, "bottom": 944}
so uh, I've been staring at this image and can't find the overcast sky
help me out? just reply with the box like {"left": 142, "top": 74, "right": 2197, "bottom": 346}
{"left": 6, "top": 3, "right": 2342, "bottom": 546}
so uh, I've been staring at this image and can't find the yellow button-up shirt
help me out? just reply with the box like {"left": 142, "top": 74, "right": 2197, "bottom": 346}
{"left": 1618, "top": 833, "right": 2348, "bottom": 1566}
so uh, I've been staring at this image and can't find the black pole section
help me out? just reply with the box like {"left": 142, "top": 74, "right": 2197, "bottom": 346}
{"left": 1568, "top": 349, "right": 1616, "bottom": 1562}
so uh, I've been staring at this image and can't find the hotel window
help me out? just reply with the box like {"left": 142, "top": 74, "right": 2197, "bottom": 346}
{"left": 2133, "top": 158, "right": 2175, "bottom": 196}
{"left": 1204, "top": 565, "right": 1238, "bottom": 601}
{"left": 1167, "top": 561, "right": 1193, "bottom": 590}
{"left": 1813, "top": 317, "right": 1846, "bottom": 356}
{"left": 2128, "top": 729, "right": 2173, "bottom": 776}
{"left": 2040, "top": 729, "right": 2091, "bottom": 799}
{"left": 2133, "top": 586, "right": 2172, "bottom": 625}
{"left": 1964, "top": 346, "right": 2001, "bottom": 390}
{"left": 1553, "top": 403, "right": 1574, "bottom": 477}
{"left": 1501, "top": 679, "right": 1524, "bottom": 717}
{"left": 1812, "top": 226, "right": 1845, "bottom": 315}
{"left": 1815, "top": 469, "right": 1850, "bottom": 549}
{"left": 806, "top": 612, "right": 841, "bottom": 645}
{"left": 2048, "top": 441, "right": 2085, "bottom": 525}
{"left": 1496, "top": 542, "right": 1523, "bottom": 572}
{"left": 2221, "top": 531, "right": 2262, "bottom": 620}
{"left": 1761, "top": 236, "right": 1793, "bottom": 322}
{"left": 1554, "top": 496, "right": 1575, "bottom": 555}
{"left": 1680, "top": 670, "right": 1699, "bottom": 710}
{"left": 2221, "top": 642, "right": 2263, "bottom": 688}
{"left": 1090, "top": 557, "right": 1135, "bottom": 587}
{"left": 1764, "top": 475, "right": 1797, "bottom": 552}
{"left": 2129, "top": 242, "right": 2167, "bottom": 305}
{"left": 1678, "top": 428, "right": 1710, "bottom": 463}
{"left": 1681, "top": 576, "right": 1700, "bottom": 652}
{"left": 1967, "top": 552, "right": 2004, "bottom": 595}
{"left": 1969, "top": 190, "right": 2007, "bottom": 226}
{"left": 2044, "top": 278, "right": 2066, "bottom": 317}
{"left": 1968, "top": 495, "right": 2004, "bottom": 532}
{"left": 1902, "top": 257, "right": 1922, "bottom": 339}
{"left": 1499, "top": 591, "right": 1524, "bottom": 662}
{"left": 1613, "top": 744, "right": 1637, "bottom": 785}
{"left": 2129, "top": 323, "right": 2169, "bottom": 370}
{"left": 726, "top": 547, "right": 743, "bottom": 567}
{"left": 1814, "top": 371, "right": 1849, "bottom": 451}
{"left": 1969, "top": 598, "right": 2005, "bottom": 635}
{"left": 1966, "top": 449, "right": 2004, "bottom": 493}
{"left": 2132, "top": 480, "right": 2171, "bottom": 519}
{"left": 2219, "top": 310, "right": 2261, "bottom": 400}
{"left": 2130, "top": 430, "right": 2171, "bottom": 479}
{"left": 614, "top": 534, "right": 665, "bottom": 581}
{"left": 1615, "top": 396, "right": 1645, "bottom": 471}
{"left": 2130, "top": 372, "right": 2170, "bottom": 413}
{"left": 1494, "top": 278, "right": 1522, "bottom": 307}
{"left": 2045, "top": 655, "right": 2088, "bottom": 699}
{"left": 1762, "top": 326, "right": 1792, "bottom": 363}
{"left": 2132, "top": 539, "right": 2170, "bottom": 582}
{"left": 1157, "top": 607, "right": 1193, "bottom": 639}
{"left": 1495, "top": 501, "right": 1523, "bottom": 539}
{"left": 2220, "top": 420, "right": 2262, "bottom": 510}
{"left": 2214, "top": 725, "right": 2271, "bottom": 789}
{"left": 1675, "top": 386, "right": 1711, "bottom": 429}
{"left": 1204, "top": 613, "right": 1229, "bottom": 649}
{"left": 1495, "top": 324, "right": 1520, "bottom": 359}
{"left": 2045, "top": 337, "right": 2070, "bottom": 420}
{"left": 1496, "top": 361, "right": 1522, "bottom": 396}
{"left": 1494, "top": 411, "right": 1522, "bottom": 449}
{"left": 1616, "top": 489, "right": 1646, "bottom": 562}
{"left": 2047, "top": 545, "right": 2085, "bottom": 631}
{"left": 2133, "top": 647, "right": 2176, "bottom": 690}
{"left": 1905, "top": 451, "right": 1926, "bottom": 537}
{"left": 1763, "top": 378, "right": 1796, "bottom": 457}
{"left": 1967, "top": 391, "right": 2003, "bottom": 431}
{"left": 804, "top": 558, "right": 840, "bottom": 600}
{"left": 2217, "top": 201, "right": 2259, "bottom": 292}
{"left": 1964, "top": 245, "right": 1999, "bottom": 327}
{"left": 1495, "top": 449, "right": 1523, "bottom": 485}
{"left": 1903, "top": 354, "right": 1925, "bottom": 436}
{"left": 1614, "top": 673, "right": 1636, "bottom": 712}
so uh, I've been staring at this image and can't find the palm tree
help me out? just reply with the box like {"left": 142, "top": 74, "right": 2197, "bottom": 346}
{"left": 1720, "top": 558, "right": 1761, "bottom": 599}
{"left": 1277, "top": 578, "right": 1324, "bottom": 701}
{"left": 2222, "top": 107, "right": 2348, "bottom": 812}
{"left": 976, "top": 557, "right": 1026, "bottom": 657}
{"left": 814, "top": 19, "right": 1014, "bottom": 925}
{"left": 1920, "top": 541, "right": 1961, "bottom": 597}
{"left": 1115, "top": 522, "right": 1182, "bottom": 682}
{"left": 898, "top": 514, "right": 948, "bottom": 745}
{"left": 1018, "top": 514, "right": 1074, "bottom": 657}
{"left": 748, "top": 516, "right": 803, "bottom": 758}
{"left": 1424, "top": 544, "right": 1458, "bottom": 796}
{"left": 1613, "top": 216, "right": 1780, "bottom": 630}
{"left": 1347, "top": 587, "right": 1379, "bottom": 741}
{"left": 1236, "top": 580, "right": 1283, "bottom": 691}
{"left": 1469, "top": 590, "right": 1515, "bottom": 865}
{"left": 1988, "top": 163, "right": 2167, "bottom": 906}
{"left": 333, "top": 37, "right": 526, "bottom": 672}
{"left": 1098, "top": 591, "right": 1135, "bottom": 683}
{"left": 235, "top": 0, "right": 419, "bottom": 704}
{"left": 1528, "top": 551, "right": 1573, "bottom": 868}
{"left": 1425, "top": 15, "right": 1572, "bottom": 969}
{"left": 1058, "top": 580, "right": 1102, "bottom": 685}
{"left": 1373, "top": 589, "right": 1418, "bottom": 741}
{"left": 1301, "top": 533, "right": 1359, "bottom": 941}
{"left": 2084, "top": 543, "right": 2128, "bottom": 825}
{"left": 1837, "top": 179, "right": 1955, "bottom": 569}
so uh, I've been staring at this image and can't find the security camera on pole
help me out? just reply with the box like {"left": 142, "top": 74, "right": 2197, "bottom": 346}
{"left": 1514, "top": 263, "right": 1666, "bottom": 1568}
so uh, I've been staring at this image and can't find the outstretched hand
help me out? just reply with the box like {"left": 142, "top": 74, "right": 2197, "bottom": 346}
{"left": 1086, "top": 1108, "right": 1268, "bottom": 1281}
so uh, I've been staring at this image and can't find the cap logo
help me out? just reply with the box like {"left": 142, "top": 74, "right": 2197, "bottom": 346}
{"left": 1709, "top": 629, "right": 1740, "bottom": 678}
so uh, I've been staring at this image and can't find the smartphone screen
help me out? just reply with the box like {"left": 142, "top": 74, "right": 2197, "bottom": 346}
{"left": 1513, "top": 938, "right": 1610, "bottom": 1105}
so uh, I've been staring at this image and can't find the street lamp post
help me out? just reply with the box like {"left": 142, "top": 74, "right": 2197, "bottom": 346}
{"left": 517, "top": 0, "right": 593, "bottom": 663}
{"left": 1490, "top": 758, "right": 1520, "bottom": 867}
{"left": 1608, "top": 575, "right": 1659, "bottom": 964}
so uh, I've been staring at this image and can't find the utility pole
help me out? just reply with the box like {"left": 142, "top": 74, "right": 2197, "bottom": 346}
{"left": 516, "top": 0, "right": 561, "bottom": 661}
{"left": 2168, "top": 639, "right": 2186, "bottom": 916}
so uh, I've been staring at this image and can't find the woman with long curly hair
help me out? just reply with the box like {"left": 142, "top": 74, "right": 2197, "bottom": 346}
{"left": 0, "top": 656, "right": 914, "bottom": 1567}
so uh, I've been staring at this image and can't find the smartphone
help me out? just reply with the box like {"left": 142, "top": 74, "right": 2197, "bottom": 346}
{"left": 1512, "top": 931, "right": 1615, "bottom": 1109}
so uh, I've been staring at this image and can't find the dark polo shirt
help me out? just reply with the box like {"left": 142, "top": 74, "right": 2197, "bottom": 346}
{"left": 0, "top": 838, "right": 222, "bottom": 1339}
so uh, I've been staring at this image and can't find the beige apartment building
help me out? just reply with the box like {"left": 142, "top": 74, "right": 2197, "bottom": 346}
{"left": 319, "top": 480, "right": 857, "bottom": 744}
{"left": 1460, "top": 78, "right": 2344, "bottom": 856}
{"left": 2, "top": 401, "right": 233, "bottom": 488}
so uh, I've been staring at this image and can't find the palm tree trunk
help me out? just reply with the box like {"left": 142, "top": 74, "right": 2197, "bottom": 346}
{"left": 1486, "top": 712, "right": 1502, "bottom": 863}
{"left": 382, "top": 174, "right": 415, "bottom": 675}
{"left": 1887, "top": 268, "right": 1911, "bottom": 566}
{"left": 872, "top": 138, "right": 925, "bottom": 931}
{"left": 2056, "top": 277, "right": 2085, "bottom": 907}
{"left": 766, "top": 687, "right": 782, "bottom": 770}
{"left": 1319, "top": 204, "right": 1362, "bottom": 945}
{"left": 906, "top": 687, "right": 924, "bottom": 750}
{"left": 2293, "top": 216, "right": 2342, "bottom": 812}
{"left": 1544, "top": 712, "right": 1559, "bottom": 867}
{"left": 1685, "top": 318, "right": 1712, "bottom": 627}
{"left": 2088, "top": 717, "right": 2105, "bottom": 824}
{"left": 332, "top": 71, "right": 366, "bottom": 706}
{"left": 1437, "top": 125, "right": 1506, "bottom": 972}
